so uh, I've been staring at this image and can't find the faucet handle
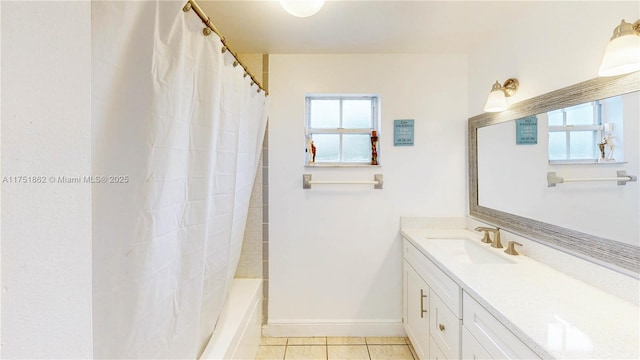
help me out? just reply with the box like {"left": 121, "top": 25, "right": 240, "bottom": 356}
{"left": 504, "top": 241, "right": 523, "bottom": 255}
{"left": 475, "top": 226, "right": 497, "bottom": 244}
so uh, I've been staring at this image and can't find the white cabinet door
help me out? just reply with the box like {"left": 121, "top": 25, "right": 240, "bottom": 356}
{"left": 404, "top": 239, "right": 461, "bottom": 317}
{"left": 405, "top": 261, "right": 430, "bottom": 359}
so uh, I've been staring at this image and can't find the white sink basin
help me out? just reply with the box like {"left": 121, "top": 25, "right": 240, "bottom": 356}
{"left": 425, "top": 238, "right": 516, "bottom": 265}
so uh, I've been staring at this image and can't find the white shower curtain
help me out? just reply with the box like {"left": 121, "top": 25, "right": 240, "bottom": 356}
{"left": 91, "top": 1, "right": 269, "bottom": 358}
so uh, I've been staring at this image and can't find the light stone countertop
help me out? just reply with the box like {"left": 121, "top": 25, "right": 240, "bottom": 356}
{"left": 400, "top": 227, "right": 640, "bottom": 360}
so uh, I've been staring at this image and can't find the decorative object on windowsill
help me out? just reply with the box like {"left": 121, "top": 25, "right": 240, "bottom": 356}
{"left": 311, "top": 141, "right": 316, "bottom": 163}
{"left": 483, "top": 78, "right": 519, "bottom": 112}
{"left": 280, "top": 0, "right": 324, "bottom": 18}
{"left": 599, "top": 19, "right": 640, "bottom": 77}
{"left": 606, "top": 137, "right": 615, "bottom": 160}
{"left": 598, "top": 141, "right": 606, "bottom": 161}
{"left": 598, "top": 135, "right": 616, "bottom": 162}
{"left": 370, "top": 130, "right": 379, "bottom": 165}
{"left": 306, "top": 135, "right": 314, "bottom": 164}
{"left": 604, "top": 135, "right": 615, "bottom": 161}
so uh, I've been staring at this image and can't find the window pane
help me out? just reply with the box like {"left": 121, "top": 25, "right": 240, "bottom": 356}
{"left": 565, "top": 102, "right": 595, "bottom": 126}
{"left": 312, "top": 134, "right": 339, "bottom": 162}
{"left": 547, "top": 109, "right": 564, "bottom": 126}
{"left": 569, "top": 131, "right": 597, "bottom": 159}
{"left": 310, "top": 100, "right": 339, "bottom": 128}
{"left": 548, "top": 132, "right": 567, "bottom": 160}
{"left": 343, "top": 100, "right": 372, "bottom": 128}
{"left": 342, "top": 134, "right": 371, "bottom": 162}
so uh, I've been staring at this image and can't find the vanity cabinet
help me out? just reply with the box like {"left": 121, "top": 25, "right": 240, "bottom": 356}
{"left": 401, "top": 225, "right": 639, "bottom": 359}
{"left": 404, "top": 260, "right": 430, "bottom": 359}
{"left": 403, "top": 239, "right": 462, "bottom": 359}
{"left": 462, "top": 291, "right": 539, "bottom": 359}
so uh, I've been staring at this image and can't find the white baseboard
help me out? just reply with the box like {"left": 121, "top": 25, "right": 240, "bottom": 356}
{"left": 262, "top": 319, "right": 405, "bottom": 337}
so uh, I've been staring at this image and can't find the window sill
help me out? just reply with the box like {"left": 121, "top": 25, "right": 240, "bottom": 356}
{"left": 305, "top": 163, "right": 381, "bottom": 168}
{"left": 549, "top": 160, "right": 628, "bottom": 165}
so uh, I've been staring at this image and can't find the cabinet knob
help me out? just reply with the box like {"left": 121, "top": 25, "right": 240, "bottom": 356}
{"left": 439, "top": 323, "right": 445, "bottom": 332}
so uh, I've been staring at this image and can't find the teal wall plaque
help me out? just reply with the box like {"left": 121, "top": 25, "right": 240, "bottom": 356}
{"left": 394, "top": 119, "right": 414, "bottom": 146}
{"left": 516, "top": 116, "right": 538, "bottom": 145}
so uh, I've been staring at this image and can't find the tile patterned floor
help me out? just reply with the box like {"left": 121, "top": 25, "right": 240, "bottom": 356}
{"left": 257, "top": 337, "right": 417, "bottom": 360}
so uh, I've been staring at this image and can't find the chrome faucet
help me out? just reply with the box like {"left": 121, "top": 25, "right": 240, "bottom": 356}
{"left": 474, "top": 226, "right": 503, "bottom": 248}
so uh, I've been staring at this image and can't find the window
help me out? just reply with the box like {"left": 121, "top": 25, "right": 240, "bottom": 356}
{"left": 548, "top": 96, "right": 624, "bottom": 163}
{"left": 305, "top": 95, "right": 379, "bottom": 165}
{"left": 548, "top": 101, "right": 602, "bottom": 162}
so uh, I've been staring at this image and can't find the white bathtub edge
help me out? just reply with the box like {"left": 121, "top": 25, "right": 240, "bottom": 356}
{"left": 200, "top": 278, "right": 262, "bottom": 360}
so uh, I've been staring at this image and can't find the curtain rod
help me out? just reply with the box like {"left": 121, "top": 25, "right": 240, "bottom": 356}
{"left": 183, "top": 0, "right": 268, "bottom": 95}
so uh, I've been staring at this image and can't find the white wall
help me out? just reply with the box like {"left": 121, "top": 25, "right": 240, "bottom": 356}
{"left": 266, "top": 54, "right": 468, "bottom": 335}
{"left": 1, "top": 1, "right": 93, "bottom": 358}
{"left": 468, "top": 1, "right": 640, "bottom": 116}
{"left": 0, "top": 0, "right": 3, "bottom": 350}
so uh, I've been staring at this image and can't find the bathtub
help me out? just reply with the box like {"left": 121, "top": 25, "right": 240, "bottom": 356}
{"left": 200, "top": 278, "right": 263, "bottom": 360}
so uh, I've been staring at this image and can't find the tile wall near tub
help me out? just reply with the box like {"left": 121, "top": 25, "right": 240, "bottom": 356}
{"left": 235, "top": 154, "right": 264, "bottom": 278}
{"left": 262, "top": 54, "right": 270, "bottom": 324}
{"left": 234, "top": 53, "right": 270, "bottom": 324}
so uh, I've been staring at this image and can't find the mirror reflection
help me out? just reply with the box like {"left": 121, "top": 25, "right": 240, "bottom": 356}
{"left": 477, "top": 91, "right": 639, "bottom": 246}
{"left": 547, "top": 96, "right": 625, "bottom": 163}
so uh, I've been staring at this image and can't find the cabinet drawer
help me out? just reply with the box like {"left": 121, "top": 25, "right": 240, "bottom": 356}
{"left": 404, "top": 239, "right": 461, "bottom": 317}
{"left": 462, "top": 327, "right": 492, "bottom": 360}
{"left": 463, "top": 292, "right": 540, "bottom": 359}
{"left": 430, "top": 335, "right": 448, "bottom": 360}
{"left": 430, "top": 292, "right": 461, "bottom": 360}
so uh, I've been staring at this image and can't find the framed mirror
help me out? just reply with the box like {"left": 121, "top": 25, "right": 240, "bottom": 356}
{"left": 468, "top": 72, "right": 640, "bottom": 277}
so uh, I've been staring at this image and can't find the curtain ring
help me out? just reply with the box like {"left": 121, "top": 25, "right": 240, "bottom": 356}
{"left": 203, "top": 27, "right": 212, "bottom": 36}
{"left": 243, "top": 72, "right": 248, "bottom": 78}
{"left": 233, "top": 61, "right": 238, "bottom": 67}
{"left": 257, "top": 88, "right": 262, "bottom": 93}
{"left": 182, "top": 2, "right": 192, "bottom": 12}
{"left": 221, "top": 46, "right": 227, "bottom": 53}
{"left": 251, "top": 81, "right": 255, "bottom": 86}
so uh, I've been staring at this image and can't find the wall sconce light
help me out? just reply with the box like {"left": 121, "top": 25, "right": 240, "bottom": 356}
{"left": 280, "top": 0, "right": 324, "bottom": 18}
{"left": 598, "top": 19, "right": 640, "bottom": 77}
{"left": 483, "top": 78, "right": 519, "bottom": 112}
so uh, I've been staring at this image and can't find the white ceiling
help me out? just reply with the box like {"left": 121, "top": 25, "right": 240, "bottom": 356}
{"left": 197, "top": 0, "right": 539, "bottom": 54}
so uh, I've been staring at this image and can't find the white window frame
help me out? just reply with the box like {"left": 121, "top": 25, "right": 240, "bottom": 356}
{"left": 548, "top": 100, "right": 603, "bottom": 163}
{"left": 305, "top": 94, "right": 379, "bottom": 166}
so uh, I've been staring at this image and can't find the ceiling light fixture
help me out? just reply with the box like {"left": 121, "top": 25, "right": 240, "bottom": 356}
{"left": 279, "top": 0, "right": 324, "bottom": 18}
{"left": 598, "top": 19, "right": 640, "bottom": 77}
{"left": 483, "top": 78, "right": 519, "bottom": 113}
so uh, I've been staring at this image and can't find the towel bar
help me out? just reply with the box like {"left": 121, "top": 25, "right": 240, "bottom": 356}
{"left": 547, "top": 170, "right": 637, "bottom": 187}
{"left": 302, "top": 174, "right": 383, "bottom": 189}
